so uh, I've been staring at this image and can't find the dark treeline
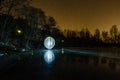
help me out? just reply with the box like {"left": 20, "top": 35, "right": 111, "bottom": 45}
{"left": 0, "top": 0, "right": 64, "bottom": 49}
{"left": 0, "top": 0, "right": 120, "bottom": 50}
{"left": 63, "top": 25, "right": 120, "bottom": 47}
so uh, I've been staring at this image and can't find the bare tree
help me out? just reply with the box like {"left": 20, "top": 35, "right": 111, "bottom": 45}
{"left": 102, "top": 31, "right": 108, "bottom": 42}
{"left": 19, "top": 6, "right": 46, "bottom": 49}
{"left": 85, "top": 28, "right": 91, "bottom": 39}
{"left": 117, "top": 32, "right": 120, "bottom": 44}
{"left": 47, "top": 16, "right": 56, "bottom": 27}
{"left": 79, "top": 28, "right": 86, "bottom": 39}
{"left": 94, "top": 29, "right": 100, "bottom": 41}
{"left": 0, "top": 0, "right": 30, "bottom": 41}
{"left": 110, "top": 25, "right": 118, "bottom": 43}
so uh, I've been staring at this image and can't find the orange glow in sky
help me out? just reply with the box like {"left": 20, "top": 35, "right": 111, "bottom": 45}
{"left": 31, "top": 0, "right": 120, "bottom": 32}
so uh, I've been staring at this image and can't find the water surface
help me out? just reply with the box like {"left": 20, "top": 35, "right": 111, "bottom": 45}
{"left": 0, "top": 48, "right": 120, "bottom": 80}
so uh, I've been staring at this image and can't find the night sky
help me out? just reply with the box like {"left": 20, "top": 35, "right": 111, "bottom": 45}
{"left": 31, "top": 0, "right": 120, "bottom": 32}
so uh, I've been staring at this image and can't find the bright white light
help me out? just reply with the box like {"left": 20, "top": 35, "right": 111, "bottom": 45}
{"left": 44, "top": 36, "right": 55, "bottom": 49}
{"left": 44, "top": 50, "right": 55, "bottom": 64}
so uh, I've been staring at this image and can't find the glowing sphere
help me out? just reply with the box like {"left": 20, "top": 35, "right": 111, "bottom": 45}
{"left": 44, "top": 36, "right": 55, "bottom": 49}
{"left": 44, "top": 50, "right": 55, "bottom": 64}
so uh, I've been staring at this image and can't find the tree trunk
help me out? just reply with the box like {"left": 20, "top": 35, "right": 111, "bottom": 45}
{"left": 1, "top": 0, "right": 14, "bottom": 41}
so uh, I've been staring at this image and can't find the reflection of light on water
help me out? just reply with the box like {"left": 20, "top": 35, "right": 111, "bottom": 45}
{"left": 62, "top": 48, "right": 64, "bottom": 54}
{"left": 0, "top": 54, "right": 4, "bottom": 56}
{"left": 44, "top": 50, "right": 55, "bottom": 64}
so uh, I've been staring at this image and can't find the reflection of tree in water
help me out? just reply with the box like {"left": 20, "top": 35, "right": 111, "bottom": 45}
{"left": 93, "top": 56, "right": 99, "bottom": 66}
{"left": 101, "top": 57, "right": 107, "bottom": 64}
{"left": 79, "top": 56, "right": 89, "bottom": 64}
{"left": 109, "top": 59, "right": 116, "bottom": 71}
{"left": 61, "top": 53, "right": 120, "bottom": 71}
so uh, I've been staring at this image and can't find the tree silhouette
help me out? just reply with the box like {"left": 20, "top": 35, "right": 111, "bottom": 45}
{"left": 79, "top": 28, "right": 86, "bottom": 39}
{"left": 0, "top": 0, "right": 30, "bottom": 41}
{"left": 47, "top": 16, "right": 56, "bottom": 27}
{"left": 85, "top": 28, "right": 91, "bottom": 40}
{"left": 1, "top": 0, "right": 120, "bottom": 48}
{"left": 94, "top": 29, "right": 100, "bottom": 42}
{"left": 0, "top": 0, "right": 4, "bottom": 7}
{"left": 110, "top": 25, "right": 118, "bottom": 43}
{"left": 117, "top": 32, "right": 120, "bottom": 45}
{"left": 17, "top": 5, "right": 46, "bottom": 49}
{"left": 102, "top": 31, "right": 108, "bottom": 42}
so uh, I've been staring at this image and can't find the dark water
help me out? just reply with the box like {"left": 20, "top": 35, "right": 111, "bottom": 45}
{"left": 0, "top": 48, "right": 120, "bottom": 80}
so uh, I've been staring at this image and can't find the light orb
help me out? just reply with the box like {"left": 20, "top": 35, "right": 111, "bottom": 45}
{"left": 44, "top": 50, "right": 55, "bottom": 64}
{"left": 44, "top": 36, "right": 55, "bottom": 49}
{"left": 17, "top": 29, "right": 22, "bottom": 34}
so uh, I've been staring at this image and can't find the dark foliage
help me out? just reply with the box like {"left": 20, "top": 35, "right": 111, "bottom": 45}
{"left": 63, "top": 26, "right": 120, "bottom": 47}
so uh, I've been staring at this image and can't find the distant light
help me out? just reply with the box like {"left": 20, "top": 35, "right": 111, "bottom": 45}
{"left": 44, "top": 50, "right": 55, "bottom": 64}
{"left": 61, "top": 40, "right": 64, "bottom": 43}
{"left": 22, "top": 48, "right": 26, "bottom": 52}
{"left": 44, "top": 36, "right": 55, "bottom": 49}
{"left": 62, "top": 48, "right": 64, "bottom": 54}
{"left": 17, "top": 29, "right": 22, "bottom": 34}
{"left": 0, "top": 54, "right": 4, "bottom": 56}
